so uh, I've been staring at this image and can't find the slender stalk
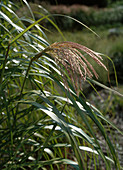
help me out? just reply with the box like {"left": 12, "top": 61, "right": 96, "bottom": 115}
{"left": 35, "top": 124, "right": 57, "bottom": 165}
{"left": 20, "top": 59, "right": 33, "bottom": 97}
{"left": 15, "top": 49, "right": 48, "bottom": 117}
{"left": 0, "top": 44, "right": 10, "bottom": 84}
{"left": 15, "top": 57, "right": 33, "bottom": 125}
{"left": 19, "top": 46, "right": 50, "bottom": 97}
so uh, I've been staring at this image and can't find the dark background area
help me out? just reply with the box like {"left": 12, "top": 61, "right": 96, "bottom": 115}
{"left": 29, "top": 0, "right": 118, "bottom": 7}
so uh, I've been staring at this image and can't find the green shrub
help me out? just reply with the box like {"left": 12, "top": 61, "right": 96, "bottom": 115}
{"left": 48, "top": 5, "right": 123, "bottom": 30}
{"left": 92, "top": 7, "right": 123, "bottom": 26}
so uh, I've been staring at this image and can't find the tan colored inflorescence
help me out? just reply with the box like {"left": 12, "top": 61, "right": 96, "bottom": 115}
{"left": 46, "top": 41, "right": 107, "bottom": 93}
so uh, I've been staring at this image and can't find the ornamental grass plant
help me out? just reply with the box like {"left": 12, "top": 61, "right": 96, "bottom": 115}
{"left": 0, "top": 1, "right": 123, "bottom": 169}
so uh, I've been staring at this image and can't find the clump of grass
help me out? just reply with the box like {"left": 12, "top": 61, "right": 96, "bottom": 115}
{"left": 0, "top": 1, "right": 123, "bottom": 170}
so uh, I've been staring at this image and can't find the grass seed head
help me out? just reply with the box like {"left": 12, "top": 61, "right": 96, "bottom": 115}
{"left": 46, "top": 41, "right": 107, "bottom": 94}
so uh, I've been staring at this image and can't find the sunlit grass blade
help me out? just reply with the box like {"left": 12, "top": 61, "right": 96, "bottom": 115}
{"left": 18, "top": 98, "right": 85, "bottom": 169}
{"left": 50, "top": 76, "right": 119, "bottom": 168}
{"left": 7, "top": 158, "right": 79, "bottom": 169}
{"left": 22, "top": 0, "right": 35, "bottom": 20}
{"left": 34, "top": 12, "right": 66, "bottom": 41}
{"left": 87, "top": 102, "right": 123, "bottom": 135}
{"left": 0, "top": 3, "right": 24, "bottom": 27}
{"left": 52, "top": 14, "right": 100, "bottom": 37}
{"left": 98, "top": 53, "right": 118, "bottom": 87}
{"left": 20, "top": 18, "right": 49, "bottom": 36}
{"left": 87, "top": 77, "right": 123, "bottom": 97}
{"left": 0, "top": 23, "right": 11, "bottom": 34}
{"left": 77, "top": 95, "right": 120, "bottom": 168}
{"left": 28, "top": 33, "right": 49, "bottom": 46}
{"left": 0, "top": 11, "right": 23, "bottom": 32}
{"left": 10, "top": 15, "right": 51, "bottom": 45}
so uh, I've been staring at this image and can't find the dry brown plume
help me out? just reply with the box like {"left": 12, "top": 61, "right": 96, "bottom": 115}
{"left": 46, "top": 41, "right": 107, "bottom": 93}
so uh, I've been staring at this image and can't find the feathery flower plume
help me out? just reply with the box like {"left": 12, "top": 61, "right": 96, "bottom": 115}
{"left": 46, "top": 41, "right": 107, "bottom": 93}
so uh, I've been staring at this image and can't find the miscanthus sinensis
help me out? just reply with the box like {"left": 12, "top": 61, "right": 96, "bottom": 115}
{"left": 45, "top": 41, "right": 107, "bottom": 93}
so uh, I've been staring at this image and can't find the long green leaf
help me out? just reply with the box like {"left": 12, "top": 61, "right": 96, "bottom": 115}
{"left": 10, "top": 15, "right": 51, "bottom": 45}
{"left": 88, "top": 78, "right": 123, "bottom": 97}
